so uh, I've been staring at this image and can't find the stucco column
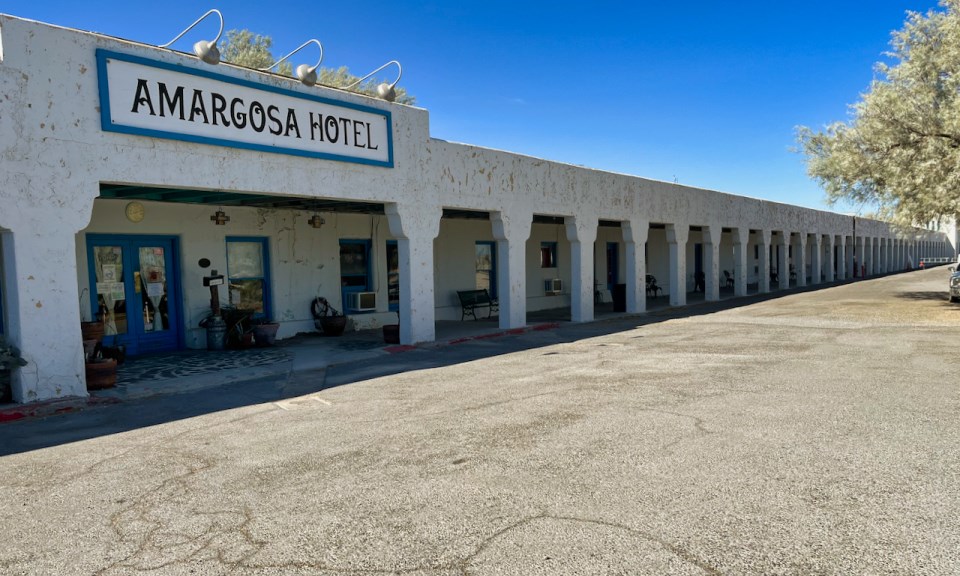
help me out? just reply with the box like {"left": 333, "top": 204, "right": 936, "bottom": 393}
{"left": 622, "top": 219, "right": 648, "bottom": 313}
{"left": 0, "top": 174, "right": 97, "bottom": 402}
{"left": 878, "top": 237, "right": 885, "bottom": 273}
{"left": 702, "top": 224, "right": 721, "bottom": 301}
{"left": 776, "top": 233, "right": 789, "bottom": 290}
{"left": 824, "top": 235, "right": 835, "bottom": 283}
{"left": 795, "top": 233, "right": 807, "bottom": 287}
{"left": 837, "top": 236, "right": 846, "bottom": 280}
{"left": 865, "top": 237, "right": 874, "bottom": 276}
{"left": 385, "top": 202, "right": 441, "bottom": 345}
{"left": 878, "top": 238, "right": 885, "bottom": 273}
{"left": 880, "top": 238, "right": 887, "bottom": 272}
{"left": 732, "top": 227, "right": 749, "bottom": 297}
{"left": 881, "top": 238, "right": 889, "bottom": 273}
{"left": 2, "top": 228, "right": 88, "bottom": 402}
{"left": 566, "top": 215, "right": 598, "bottom": 322}
{"left": 758, "top": 230, "right": 771, "bottom": 293}
{"left": 666, "top": 223, "right": 689, "bottom": 306}
{"left": 809, "top": 234, "right": 821, "bottom": 285}
{"left": 491, "top": 210, "right": 532, "bottom": 330}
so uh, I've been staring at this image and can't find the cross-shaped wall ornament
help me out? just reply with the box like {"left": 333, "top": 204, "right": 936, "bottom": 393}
{"left": 308, "top": 214, "right": 325, "bottom": 229}
{"left": 211, "top": 209, "right": 230, "bottom": 225}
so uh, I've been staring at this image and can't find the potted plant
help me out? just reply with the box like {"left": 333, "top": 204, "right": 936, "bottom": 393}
{"left": 85, "top": 358, "right": 117, "bottom": 390}
{"left": 383, "top": 311, "right": 400, "bottom": 344}
{"left": 85, "top": 341, "right": 117, "bottom": 390}
{"left": 252, "top": 318, "right": 281, "bottom": 347}
{"left": 0, "top": 336, "right": 28, "bottom": 403}
{"left": 311, "top": 297, "right": 347, "bottom": 337}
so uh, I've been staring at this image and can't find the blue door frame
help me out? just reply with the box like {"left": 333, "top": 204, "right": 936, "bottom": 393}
{"left": 85, "top": 234, "right": 184, "bottom": 356}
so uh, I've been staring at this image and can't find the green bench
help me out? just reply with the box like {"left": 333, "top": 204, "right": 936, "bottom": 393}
{"left": 456, "top": 289, "right": 498, "bottom": 321}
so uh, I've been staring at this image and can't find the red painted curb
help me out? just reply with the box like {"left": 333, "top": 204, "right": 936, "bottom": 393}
{"left": 0, "top": 396, "right": 120, "bottom": 424}
{"left": 384, "top": 344, "right": 417, "bottom": 354}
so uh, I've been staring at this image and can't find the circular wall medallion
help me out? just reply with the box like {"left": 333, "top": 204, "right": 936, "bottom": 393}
{"left": 125, "top": 201, "right": 145, "bottom": 223}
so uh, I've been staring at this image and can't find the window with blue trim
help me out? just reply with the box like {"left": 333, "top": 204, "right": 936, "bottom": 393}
{"left": 340, "top": 240, "right": 372, "bottom": 312}
{"left": 386, "top": 241, "right": 399, "bottom": 311}
{"left": 475, "top": 242, "right": 497, "bottom": 298}
{"left": 226, "top": 237, "right": 271, "bottom": 319}
{"left": 540, "top": 242, "right": 558, "bottom": 268}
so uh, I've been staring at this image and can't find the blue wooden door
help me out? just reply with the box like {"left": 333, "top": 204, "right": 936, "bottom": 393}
{"left": 86, "top": 235, "right": 182, "bottom": 356}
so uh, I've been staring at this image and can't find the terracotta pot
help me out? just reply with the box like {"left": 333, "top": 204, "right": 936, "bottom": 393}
{"left": 85, "top": 359, "right": 117, "bottom": 390}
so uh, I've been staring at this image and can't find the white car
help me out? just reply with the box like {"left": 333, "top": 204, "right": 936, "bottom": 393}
{"left": 950, "top": 267, "right": 960, "bottom": 303}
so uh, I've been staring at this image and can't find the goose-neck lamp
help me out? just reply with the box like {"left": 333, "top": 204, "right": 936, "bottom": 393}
{"left": 159, "top": 8, "right": 225, "bottom": 65}
{"left": 262, "top": 39, "right": 324, "bottom": 87}
{"left": 343, "top": 60, "right": 403, "bottom": 102}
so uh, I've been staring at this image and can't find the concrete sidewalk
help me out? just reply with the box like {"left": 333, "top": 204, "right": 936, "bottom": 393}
{"left": 0, "top": 318, "right": 563, "bottom": 423}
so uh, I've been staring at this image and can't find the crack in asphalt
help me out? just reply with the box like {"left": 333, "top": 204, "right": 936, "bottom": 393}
{"left": 459, "top": 512, "right": 723, "bottom": 576}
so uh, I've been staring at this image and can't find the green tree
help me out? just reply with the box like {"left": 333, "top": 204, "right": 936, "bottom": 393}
{"left": 797, "top": 0, "right": 960, "bottom": 225}
{"left": 320, "top": 66, "right": 415, "bottom": 105}
{"left": 221, "top": 30, "right": 291, "bottom": 75}
{"left": 221, "top": 30, "right": 415, "bottom": 105}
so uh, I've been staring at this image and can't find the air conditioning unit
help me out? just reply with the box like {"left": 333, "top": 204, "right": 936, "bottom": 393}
{"left": 544, "top": 278, "right": 563, "bottom": 295}
{"left": 347, "top": 291, "right": 377, "bottom": 312}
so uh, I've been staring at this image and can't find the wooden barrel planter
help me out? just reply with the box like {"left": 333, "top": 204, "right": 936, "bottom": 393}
{"left": 81, "top": 321, "right": 105, "bottom": 344}
{"left": 383, "top": 324, "right": 400, "bottom": 344}
{"left": 85, "top": 359, "right": 117, "bottom": 390}
{"left": 0, "top": 370, "right": 11, "bottom": 403}
{"left": 316, "top": 315, "right": 347, "bottom": 337}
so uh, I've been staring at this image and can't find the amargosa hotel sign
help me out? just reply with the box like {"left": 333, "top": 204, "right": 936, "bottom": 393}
{"left": 96, "top": 50, "right": 393, "bottom": 167}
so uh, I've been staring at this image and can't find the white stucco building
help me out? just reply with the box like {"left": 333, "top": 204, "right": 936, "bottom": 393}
{"left": 0, "top": 14, "right": 952, "bottom": 404}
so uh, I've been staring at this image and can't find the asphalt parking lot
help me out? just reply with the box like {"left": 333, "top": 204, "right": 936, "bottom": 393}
{"left": 2, "top": 268, "right": 959, "bottom": 575}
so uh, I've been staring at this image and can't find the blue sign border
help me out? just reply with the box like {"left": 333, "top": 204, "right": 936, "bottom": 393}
{"left": 96, "top": 49, "right": 394, "bottom": 168}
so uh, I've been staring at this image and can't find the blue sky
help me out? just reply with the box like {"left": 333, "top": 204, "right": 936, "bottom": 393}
{"left": 3, "top": 1, "right": 942, "bottom": 211}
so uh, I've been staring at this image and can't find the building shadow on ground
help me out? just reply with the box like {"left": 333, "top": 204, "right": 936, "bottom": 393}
{"left": 0, "top": 276, "right": 881, "bottom": 456}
